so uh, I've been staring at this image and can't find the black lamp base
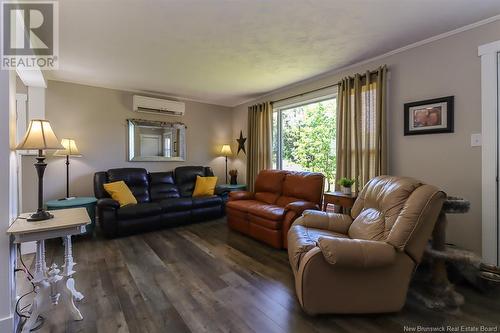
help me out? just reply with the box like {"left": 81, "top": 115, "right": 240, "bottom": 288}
{"left": 29, "top": 150, "right": 52, "bottom": 222}
{"left": 58, "top": 197, "right": 76, "bottom": 201}
{"left": 27, "top": 209, "right": 54, "bottom": 222}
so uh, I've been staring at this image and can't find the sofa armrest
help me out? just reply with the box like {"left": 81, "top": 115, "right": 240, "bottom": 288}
{"left": 96, "top": 198, "right": 119, "bottom": 237}
{"left": 299, "top": 210, "right": 353, "bottom": 235}
{"left": 97, "top": 198, "right": 120, "bottom": 209}
{"left": 285, "top": 201, "right": 319, "bottom": 215}
{"left": 317, "top": 237, "right": 396, "bottom": 268}
{"left": 228, "top": 191, "right": 254, "bottom": 201}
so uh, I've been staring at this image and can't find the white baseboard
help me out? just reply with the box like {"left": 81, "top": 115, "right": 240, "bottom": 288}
{"left": 20, "top": 241, "right": 36, "bottom": 255}
{"left": 0, "top": 314, "right": 14, "bottom": 333}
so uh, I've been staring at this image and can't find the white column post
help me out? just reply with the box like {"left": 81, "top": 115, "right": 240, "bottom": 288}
{"left": 0, "top": 69, "right": 17, "bottom": 332}
{"left": 479, "top": 40, "right": 500, "bottom": 268}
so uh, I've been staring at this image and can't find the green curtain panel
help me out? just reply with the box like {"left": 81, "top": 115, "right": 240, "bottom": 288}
{"left": 247, "top": 102, "right": 273, "bottom": 192}
{"left": 335, "top": 65, "right": 388, "bottom": 192}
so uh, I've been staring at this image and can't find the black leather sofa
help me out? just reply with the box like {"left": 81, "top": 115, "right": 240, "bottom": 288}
{"left": 94, "top": 166, "right": 224, "bottom": 237}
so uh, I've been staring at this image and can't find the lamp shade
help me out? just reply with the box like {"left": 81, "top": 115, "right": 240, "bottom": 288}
{"left": 220, "top": 144, "right": 232, "bottom": 156}
{"left": 54, "top": 138, "right": 82, "bottom": 157}
{"left": 16, "top": 119, "right": 63, "bottom": 150}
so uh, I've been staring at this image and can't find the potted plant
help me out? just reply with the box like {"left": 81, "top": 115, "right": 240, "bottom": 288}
{"left": 337, "top": 177, "right": 356, "bottom": 195}
{"left": 229, "top": 169, "right": 238, "bottom": 185}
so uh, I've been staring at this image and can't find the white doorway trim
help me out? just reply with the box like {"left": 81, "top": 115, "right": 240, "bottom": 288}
{"left": 479, "top": 40, "right": 500, "bottom": 267}
{"left": 15, "top": 94, "right": 26, "bottom": 214}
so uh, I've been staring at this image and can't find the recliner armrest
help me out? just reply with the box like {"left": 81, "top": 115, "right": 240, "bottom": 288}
{"left": 285, "top": 201, "right": 319, "bottom": 215}
{"left": 97, "top": 198, "right": 120, "bottom": 209}
{"left": 228, "top": 191, "right": 254, "bottom": 201}
{"left": 300, "top": 210, "right": 353, "bottom": 235}
{"left": 317, "top": 237, "right": 396, "bottom": 268}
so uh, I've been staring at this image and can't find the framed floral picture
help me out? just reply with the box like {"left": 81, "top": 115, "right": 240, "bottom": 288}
{"left": 404, "top": 96, "right": 454, "bottom": 135}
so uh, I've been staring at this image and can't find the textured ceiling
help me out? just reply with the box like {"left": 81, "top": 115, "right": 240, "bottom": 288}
{"left": 47, "top": 0, "right": 500, "bottom": 106}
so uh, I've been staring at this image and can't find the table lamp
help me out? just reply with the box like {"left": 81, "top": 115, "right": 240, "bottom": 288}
{"left": 54, "top": 138, "right": 82, "bottom": 200}
{"left": 16, "top": 119, "right": 63, "bottom": 221}
{"left": 220, "top": 144, "right": 232, "bottom": 184}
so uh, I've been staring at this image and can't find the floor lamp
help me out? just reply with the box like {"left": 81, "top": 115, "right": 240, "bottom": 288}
{"left": 15, "top": 120, "right": 63, "bottom": 221}
{"left": 54, "top": 138, "right": 82, "bottom": 200}
{"left": 220, "top": 144, "right": 232, "bottom": 184}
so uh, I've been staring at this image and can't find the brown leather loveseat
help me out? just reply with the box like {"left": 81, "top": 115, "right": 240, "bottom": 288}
{"left": 226, "top": 170, "right": 324, "bottom": 249}
{"left": 287, "top": 175, "right": 445, "bottom": 314}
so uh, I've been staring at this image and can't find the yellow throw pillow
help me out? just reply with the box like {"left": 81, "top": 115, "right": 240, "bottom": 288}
{"left": 103, "top": 181, "right": 137, "bottom": 207}
{"left": 192, "top": 176, "right": 218, "bottom": 197}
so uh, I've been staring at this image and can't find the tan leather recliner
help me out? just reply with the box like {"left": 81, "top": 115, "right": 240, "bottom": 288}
{"left": 287, "top": 175, "right": 445, "bottom": 314}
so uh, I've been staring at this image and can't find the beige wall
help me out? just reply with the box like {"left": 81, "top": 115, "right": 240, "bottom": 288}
{"left": 231, "top": 19, "right": 500, "bottom": 255}
{"left": 22, "top": 81, "right": 233, "bottom": 211}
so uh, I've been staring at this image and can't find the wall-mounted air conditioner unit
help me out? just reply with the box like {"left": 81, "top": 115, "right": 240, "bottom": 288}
{"left": 133, "top": 95, "right": 185, "bottom": 116}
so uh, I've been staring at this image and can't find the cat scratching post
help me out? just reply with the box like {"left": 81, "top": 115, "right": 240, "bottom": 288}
{"left": 412, "top": 197, "right": 470, "bottom": 311}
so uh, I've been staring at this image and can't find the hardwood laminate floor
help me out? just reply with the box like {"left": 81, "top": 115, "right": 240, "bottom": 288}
{"left": 17, "top": 218, "right": 500, "bottom": 333}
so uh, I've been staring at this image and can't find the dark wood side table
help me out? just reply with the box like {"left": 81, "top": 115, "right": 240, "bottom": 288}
{"left": 322, "top": 191, "right": 357, "bottom": 214}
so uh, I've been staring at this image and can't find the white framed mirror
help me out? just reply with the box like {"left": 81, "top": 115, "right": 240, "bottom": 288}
{"left": 127, "top": 119, "right": 186, "bottom": 161}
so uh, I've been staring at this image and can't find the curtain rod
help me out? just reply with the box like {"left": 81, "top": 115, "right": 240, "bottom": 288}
{"left": 270, "top": 68, "right": 387, "bottom": 105}
{"left": 271, "top": 83, "right": 338, "bottom": 104}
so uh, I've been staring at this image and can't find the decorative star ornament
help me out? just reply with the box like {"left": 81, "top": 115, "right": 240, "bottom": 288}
{"left": 236, "top": 130, "right": 246, "bottom": 155}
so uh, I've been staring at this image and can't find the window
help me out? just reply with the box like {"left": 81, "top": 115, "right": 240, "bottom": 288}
{"left": 164, "top": 135, "right": 172, "bottom": 157}
{"left": 272, "top": 89, "right": 337, "bottom": 191}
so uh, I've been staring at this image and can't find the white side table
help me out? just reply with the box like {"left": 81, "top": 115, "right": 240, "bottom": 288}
{"left": 7, "top": 207, "right": 90, "bottom": 333}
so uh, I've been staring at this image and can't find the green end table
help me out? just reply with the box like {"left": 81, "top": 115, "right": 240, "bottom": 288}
{"left": 216, "top": 184, "right": 247, "bottom": 202}
{"left": 46, "top": 197, "right": 97, "bottom": 237}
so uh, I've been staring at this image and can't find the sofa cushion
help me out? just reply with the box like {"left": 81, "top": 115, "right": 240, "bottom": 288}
{"left": 159, "top": 197, "right": 193, "bottom": 212}
{"left": 192, "top": 195, "right": 222, "bottom": 209}
{"left": 248, "top": 204, "right": 284, "bottom": 221}
{"left": 192, "top": 176, "right": 218, "bottom": 197}
{"left": 282, "top": 172, "right": 324, "bottom": 205}
{"left": 255, "top": 192, "right": 279, "bottom": 205}
{"left": 387, "top": 185, "right": 445, "bottom": 254}
{"left": 226, "top": 200, "right": 284, "bottom": 221}
{"left": 348, "top": 208, "right": 386, "bottom": 241}
{"left": 149, "top": 172, "right": 180, "bottom": 201}
{"left": 249, "top": 214, "right": 282, "bottom": 230}
{"left": 226, "top": 199, "right": 260, "bottom": 212}
{"left": 103, "top": 181, "right": 138, "bottom": 207}
{"left": 118, "top": 215, "right": 161, "bottom": 234}
{"left": 117, "top": 202, "right": 162, "bottom": 220}
{"left": 349, "top": 176, "right": 423, "bottom": 241}
{"left": 254, "top": 170, "right": 287, "bottom": 195}
{"left": 107, "top": 168, "right": 150, "bottom": 203}
{"left": 175, "top": 166, "right": 207, "bottom": 197}
{"left": 276, "top": 196, "right": 302, "bottom": 208}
